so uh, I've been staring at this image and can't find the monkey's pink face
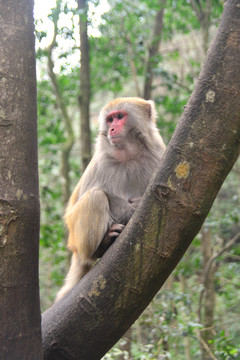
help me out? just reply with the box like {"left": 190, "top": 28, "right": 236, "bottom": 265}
{"left": 106, "top": 110, "right": 128, "bottom": 145}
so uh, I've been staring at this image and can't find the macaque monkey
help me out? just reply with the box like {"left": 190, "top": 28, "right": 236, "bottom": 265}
{"left": 55, "top": 97, "right": 166, "bottom": 302}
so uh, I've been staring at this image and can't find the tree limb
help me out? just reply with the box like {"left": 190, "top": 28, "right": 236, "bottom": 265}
{"left": 196, "top": 329, "right": 218, "bottom": 360}
{"left": 190, "top": 0, "right": 204, "bottom": 23}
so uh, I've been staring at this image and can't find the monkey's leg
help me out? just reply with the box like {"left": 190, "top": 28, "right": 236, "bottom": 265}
{"left": 55, "top": 188, "right": 111, "bottom": 302}
{"left": 67, "top": 188, "right": 111, "bottom": 259}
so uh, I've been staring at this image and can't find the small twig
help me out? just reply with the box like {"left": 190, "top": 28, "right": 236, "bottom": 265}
{"left": 195, "top": 329, "right": 218, "bottom": 360}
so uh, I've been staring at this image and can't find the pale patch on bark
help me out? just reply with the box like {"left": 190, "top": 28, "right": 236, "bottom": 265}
{"left": 88, "top": 275, "right": 107, "bottom": 297}
{"left": 175, "top": 161, "right": 190, "bottom": 179}
{"left": 206, "top": 89, "right": 216, "bottom": 102}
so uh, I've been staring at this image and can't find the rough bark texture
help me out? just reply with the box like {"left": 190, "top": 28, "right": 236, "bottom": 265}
{"left": 78, "top": 0, "right": 92, "bottom": 171}
{"left": 42, "top": 1, "right": 240, "bottom": 359}
{"left": 0, "top": 0, "right": 42, "bottom": 359}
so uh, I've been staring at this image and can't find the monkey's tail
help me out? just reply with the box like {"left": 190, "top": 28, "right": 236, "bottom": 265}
{"left": 55, "top": 251, "right": 93, "bottom": 303}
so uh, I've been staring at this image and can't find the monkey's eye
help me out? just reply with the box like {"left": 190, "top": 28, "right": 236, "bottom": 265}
{"left": 107, "top": 116, "right": 113, "bottom": 123}
{"left": 117, "top": 112, "right": 124, "bottom": 120}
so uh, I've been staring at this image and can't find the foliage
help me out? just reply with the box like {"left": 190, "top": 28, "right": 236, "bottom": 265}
{"left": 37, "top": 65, "right": 81, "bottom": 307}
{"left": 35, "top": 0, "right": 240, "bottom": 356}
{"left": 213, "top": 332, "right": 240, "bottom": 360}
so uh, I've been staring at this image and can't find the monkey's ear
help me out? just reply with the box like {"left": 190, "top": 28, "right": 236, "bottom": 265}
{"left": 146, "top": 100, "right": 157, "bottom": 123}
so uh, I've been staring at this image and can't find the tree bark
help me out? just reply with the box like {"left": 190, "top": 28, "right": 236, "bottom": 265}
{"left": 42, "top": 1, "right": 240, "bottom": 358}
{"left": 0, "top": 0, "right": 42, "bottom": 358}
{"left": 78, "top": 0, "right": 92, "bottom": 171}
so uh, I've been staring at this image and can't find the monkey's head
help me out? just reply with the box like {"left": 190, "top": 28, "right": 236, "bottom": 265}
{"left": 98, "top": 97, "right": 159, "bottom": 149}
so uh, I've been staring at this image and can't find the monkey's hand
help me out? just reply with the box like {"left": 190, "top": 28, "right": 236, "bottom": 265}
{"left": 94, "top": 223, "right": 125, "bottom": 258}
{"left": 128, "top": 197, "right": 142, "bottom": 209}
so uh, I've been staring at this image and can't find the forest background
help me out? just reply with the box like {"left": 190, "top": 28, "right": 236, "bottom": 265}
{"left": 35, "top": 0, "right": 240, "bottom": 359}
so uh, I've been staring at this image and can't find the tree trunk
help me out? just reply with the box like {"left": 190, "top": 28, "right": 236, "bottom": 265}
{"left": 119, "top": 328, "right": 132, "bottom": 359}
{"left": 126, "top": 34, "right": 142, "bottom": 97}
{"left": 197, "top": 230, "right": 240, "bottom": 359}
{"left": 143, "top": 0, "right": 166, "bottom": 100}
{"left": 179, "top": 275, "right": 192, "bottom": 360}
{"left": 190, "top": 0, "right": 212, "bottom": 55}
{"left": 47, "top": 0, "right": 75, "bottom": 206}
{"left": 200, "top": 228, "right": 216, "bottom": 360}
{"left": 0, "top": 0, "right": 42, "bottom": 358}
{"left": 78, "top": 0, "right": 92, "bottom": 171}
{"left": 42, "top": 1, "right": 240, "bottom": 358}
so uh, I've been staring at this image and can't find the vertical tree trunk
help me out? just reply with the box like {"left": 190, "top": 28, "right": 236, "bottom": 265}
{"left": 0, "top": 0, "right": 42, "bottom": 358}
{"left": 190, "top": 0, "right": 212, "bottom": 55}
{"left": 200, "top": 228, "right": 216, "bottom": 360}
{"left": 119, "top": 328, "right": 132, "bottom": 359}
{"left": 179, "top": 275, "right": 192, "bottom": 360}
{"left": 143, "top": 0, "right": 166, "bottom": 100}
{"left": 47, "top": 0, "right": 74, "bottom": 206}
{"left": 78, "top": 0, "right": 92, "bottom": 171}
{"left": 126, "top": 34, "right": 142, "bottom": 97}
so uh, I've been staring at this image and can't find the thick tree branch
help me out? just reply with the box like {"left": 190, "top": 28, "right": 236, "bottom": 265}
{"left": 42, "top": 1, "right": 240, "bottom": 358}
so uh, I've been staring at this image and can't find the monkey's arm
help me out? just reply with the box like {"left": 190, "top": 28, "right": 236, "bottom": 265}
{"left": 91, "top": 194, "right": 141, "bottom": 258}
{"left": 128, "top": 197, "right": 142, "bottom": 209}
{"left": 91, "top": 193, "right": 137, "bottom": 258}
{"left": 107, "top": 193, "right": 137, "bottom": 225}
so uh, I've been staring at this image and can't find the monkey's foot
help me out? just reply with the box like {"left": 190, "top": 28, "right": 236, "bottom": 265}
{"left": 94, "top": 223, "right": 125, "bottom": 258}
{"left": 108, "top": 223, "right": 125, "bottom": 239}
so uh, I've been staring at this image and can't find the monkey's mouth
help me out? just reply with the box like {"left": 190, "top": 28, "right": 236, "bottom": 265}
{"left": 109, "top": 135, "right": 123, "bottom": 144}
